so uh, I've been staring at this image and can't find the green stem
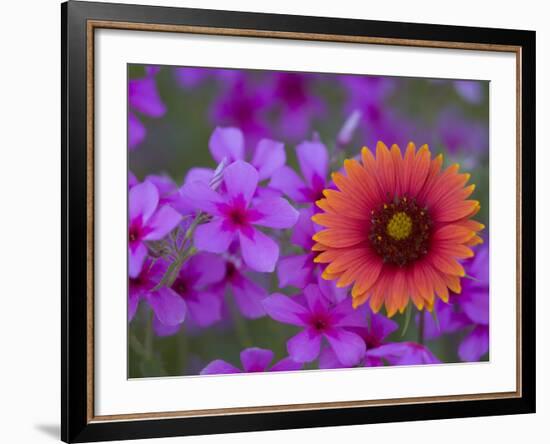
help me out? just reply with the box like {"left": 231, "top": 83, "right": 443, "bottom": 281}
{"left": 230, "top": 300, "right": 253, "bottom": 348}
{"left": 418, "top": 310, "right": 425, "bottom": 345}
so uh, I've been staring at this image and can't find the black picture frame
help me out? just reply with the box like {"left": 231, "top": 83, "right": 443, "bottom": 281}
{"left": 61, "top": 1, "right": 536, "bottom": 442}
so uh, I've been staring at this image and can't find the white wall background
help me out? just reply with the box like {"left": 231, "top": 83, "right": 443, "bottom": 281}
{"left": 0, "top": 0, "right": 546, "bottom": 443}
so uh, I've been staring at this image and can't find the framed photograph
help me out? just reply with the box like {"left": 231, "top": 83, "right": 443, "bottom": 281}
{"left": 61, "top": 1, "right": 536, "bottom": 442}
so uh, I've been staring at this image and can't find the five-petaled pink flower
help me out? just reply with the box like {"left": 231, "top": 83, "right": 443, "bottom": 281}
{"left": 181, "top": 160, "right": 299, "bottom": 273}
{"left": 263, "top": 283, "right": 367, "bottom": 366}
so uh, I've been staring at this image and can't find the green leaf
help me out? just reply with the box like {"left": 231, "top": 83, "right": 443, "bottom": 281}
{"left": 401, "top": 301, "right": 413, "bottom": 337}
{"left": 430, "top": 307, "right": 440, "bottom": 331}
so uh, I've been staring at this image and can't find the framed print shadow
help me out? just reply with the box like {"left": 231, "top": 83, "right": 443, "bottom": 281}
{"left": 61, "top": 1, "right": 536, "bottom": 442}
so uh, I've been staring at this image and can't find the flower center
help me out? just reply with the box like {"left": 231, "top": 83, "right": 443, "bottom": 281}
{"left": 128, "top": 226, "right": 139, "bottom": 243}
{"left": 229, "top": 208, "right": 248, "bottom": 227}
{"left": 173, "top": 277, "right": 189, "bottom": 297}
{"left": 369, "top": 196, "right": 432, "bottom": 267}
{"left": 314, "top": 318, "right": 327, "bottom": 331}
{"left": 386, "top": 212, "right": 413, "bottom": 240}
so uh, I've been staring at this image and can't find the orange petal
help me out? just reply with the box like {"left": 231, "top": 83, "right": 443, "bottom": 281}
{"left": 325, "top": 248, "right": 370, "bottom": 274}
{"left": 429, "top": 252, "right": 466, "bottom": 277}
{"left": 408, "top": 144, "right": 431, "bottom": 196}
{"left": 432, "top": 225, "right": 476, "bottom": 243}
{"left": 375, "top": 141, "right": 396, "bottom": 196}
{"left": 312, "top": 212, "right": 366, "bottom": 230}
{"left": 313, "top": 228, "right": 366, "bottom": 248}
{"left": 437, "top": 243, "right": 475, "bottom": 259}
{"left": 465, "top": 235, "right": 484, "bottom": 246}
{"left": 442, "top": 273, "right": 462, "bottom": 294}
{"left": 352, "top": 292, "right": 370, "bottom": 309}
{"left": 433, "top": 200, "right": 480, "bottom": 223}
{"left": 390, "top": 144, "right": 404, "bottom": 196}
{"left": 336, "top": 261, "right": 365, "bottom": 288}
{"left": 344, "top": 158, "right": 383, "bottom": 205}
{"left": 351, "top": 257, "right": 383, "bottom": 297}
{"left": 323, "top": 189, "right": 370, "bottom": 219}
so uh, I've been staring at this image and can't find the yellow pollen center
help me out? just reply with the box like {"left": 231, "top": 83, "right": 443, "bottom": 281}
{"left": 386, "top": 212, "right": 413, "bottom": 240}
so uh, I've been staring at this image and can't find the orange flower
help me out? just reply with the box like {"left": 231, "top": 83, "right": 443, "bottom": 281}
{"left": 312, "top": 142, "right": 484, "bottom": 317}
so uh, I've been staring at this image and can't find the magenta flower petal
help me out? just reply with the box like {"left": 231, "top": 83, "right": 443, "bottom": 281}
{"left": 263, "top": 293, "right": 309, "bottom": 326}
{"left": 324, "top": 328, "right": 366, "bottom": 367}
{"left": 143, "top": 205, "right": 182, "bottom": 240}
{"left": 147, "top": 287, "right": 187, "bottom": 326}
{"left": 296, "top": 140, "right": 328, "bottom": 188}
{"left": 269, "top": 166, "right": 307, "bottom": 202}
{"left": 290, "top": 208, "right": 316, "bottom": 250}
{"left": 240, "top": 348, "right": 274, "bottom": 372}
{"left": 369, "top": 311, "right": 399, "bottom": 341}
{"left": 277, "top": 254, "right": 314, "bottom": 288}
{"left": 238, "top": 228, "right": 279, "bottom": 272}
{"left": 128, "top": 112, "right": 146, "bottom": 150}
{"left": 153, "top": 316, "right": 181, "bottom": 337}
{"left": 270, "top": 357, "right": 303, "bottom": 372}
{"left": 231, "top": 274, "right": 267, "bottom": 319}
{"left": 331, "top": 300, "right": 368, "bottom": 328}
{"left": 303, "top": 283, "right": 328, "bottom": 313}
{"left": 180, "top": 180, "right": 224, "bottom": 215}
{"left": 459, "top": 325, "right": 489, "bottom": 362}
{"left": 194, "top": 219, "right": 235, "bottom": 253}
{"left": 318, "top": 347, "right": 345, "bottom": 369}
{"left": 185, "top": 253, "right": 226, "bottom": 287}
{"left": 129, "top": 242, "right": 148, "bottom": 278}
{"left": 184, "top": 167, "right": 214, "bottom": 185}
{"left": 367, "top": 342, "right": 440, "bottom": 366}
{"left": 128, "top": 76, "right": 166, "bottom": 117}
{"left": 287, "top": 328, "right": 322, "bottom": 363}
{"left": 128, "top": 171, "right": 138, "bottom": 188}
{"left": 129, "top": 181, "right": 159, "bottom": 223}
{"left": 251, "top": 139, "right": 286, "bottom": 181}
{"left": 186, "top": 290, "right": 223, "bottom": 327}
{"left": 128, "top": 292, "right": 140, "bottom": 322}
{"left": 209, "top": 127, "right": 245, "bottom": 164}
{"left": 201, "top": 360, "right": 242, "bottom": 375}
{"left": 316, "top": 275, "right": 348, "bottom": 304}
{"left": 454, "top": 80, "right": 483, "bottom": 104}
{"left": 223, "top": 160, "right": 258, "bottom": 205}
{"left": 253, "top": 197, "right": 299, "bottom": 229}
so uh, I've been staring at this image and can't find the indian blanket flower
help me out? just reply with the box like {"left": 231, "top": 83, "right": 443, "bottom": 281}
{"left": 263, "top": 284, "right": 367, "bottom": 366}
{"left": 270, "top": 139, "right": 330, "bottom": 205}
{"left": 312, "top": 142, "right": 484, "bottom": 316}
{"left": 128, "top": 181, "right": 182, "bottom": 277}
{"left": 129, "top": 258, "right": 186, "bottom": 326}
{"left": 201, "top": 347, "right": 303, "bottom": 375}
{"left": 128, "top": 68, "right": 166, "bottom": 150}
{"left": 181, "top": 160, "right": 299, "bottom": 272}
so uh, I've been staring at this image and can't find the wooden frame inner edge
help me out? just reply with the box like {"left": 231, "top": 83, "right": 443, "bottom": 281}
{"left": 85, "top": 19, "right": 523, "bottom": 423}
